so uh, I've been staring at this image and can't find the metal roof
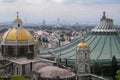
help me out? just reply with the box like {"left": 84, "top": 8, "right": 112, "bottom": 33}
{"left": 40, "top": 12, "right": 120, "bottom": 63}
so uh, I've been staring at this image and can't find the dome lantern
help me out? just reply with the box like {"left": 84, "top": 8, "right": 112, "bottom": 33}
{"left": 13, "top": 11, "right": 22, "bottom": 28}
{"left": 101, "top": 11, "right": 106, "bottom": 21}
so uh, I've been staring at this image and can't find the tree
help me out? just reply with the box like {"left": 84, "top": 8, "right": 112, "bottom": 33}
{"left": 60, "top": 34, "right": 65, "bottom": 41}
{"left": 116, "top": 70, "right": 120, "bottom": 80}
{"left": 111, "top": 55, "right": 118, "bottom": 80}
{"left": 92, "top": 62, "right": 102, "bottom": 75}
{"left": 10, "top": 76, "right": 27, "bottom": 80}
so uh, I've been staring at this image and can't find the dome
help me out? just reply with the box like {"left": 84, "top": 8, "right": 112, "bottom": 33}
{"left": 33, "top": 62, "right": 48, "bottom": 71}
{"left": 40, "top": 12, "right": 120, "bottom": 63}
{"left": 77, "top": 42, "right": 88, "bottom": 48}
{"left": 77, "top": 36, "right": 88, "bottom": 48}
{"left": 14, "top": 18, "right": 22, "bottom": 23}
{"left": 13, "top": 12, "right": 22, "bottom": 23}
{"left": 2, "top": 28, "right": 33, "bottom": 42}
{"left": 1, "top": 12, "right": 34, "bottom": 45}
{"left": 36, "top": 66, "right": 75, "bottom": 79}
{"left": 34, "top": 39, "right": 39, "bottom": 43}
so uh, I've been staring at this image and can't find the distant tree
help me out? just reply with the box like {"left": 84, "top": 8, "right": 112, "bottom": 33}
{"left": 60, "top": 34, "right": 65, "bottom": 41}
{"left": 42, "top": 37, "right": 48, "bottom": 43}
{"left": 111, "top": 55, "right": 118, "bottom": 80}
{"left": 10, "top": 76, "right": 27, "bottom": 80}
{"left": 92, "top": 62, "right": 102, "bottom": 75}
{"left": 116, "top": 70, "right": 120, "bottom": 80}
{"left": 38, "top": 37, "right": 42, "bottom": 41}
{"left": 60, "top": 34, "right": 64, "bottom": 38}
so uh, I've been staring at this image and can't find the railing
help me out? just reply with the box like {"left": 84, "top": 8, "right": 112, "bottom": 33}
{"left": 77, "top": 74, "right": 108, "bottom": 80}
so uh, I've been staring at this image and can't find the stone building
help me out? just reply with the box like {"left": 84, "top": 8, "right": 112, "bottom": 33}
{"left": 0, "top": 13, "right": 76, "bottom": 80}
{"left": 0, "top": 12, "right": 56, "bottom": 77}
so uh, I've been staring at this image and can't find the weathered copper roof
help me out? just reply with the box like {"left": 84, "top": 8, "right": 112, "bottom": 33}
{"left": 40, "top": 12, "right": 120, "bottom": 63}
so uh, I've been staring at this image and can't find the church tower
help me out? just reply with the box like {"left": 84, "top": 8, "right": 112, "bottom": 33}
{"left": 76, "top": 35, "right": 90, "bottom": 75}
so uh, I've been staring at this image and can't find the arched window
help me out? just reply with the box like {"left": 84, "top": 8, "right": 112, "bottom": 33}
{"left": 85, "top": 53, "right": 87, "bottom": 58}
{"left": 18, "top": 24, "right": 20, "bottom": 27}
{"left": 17, "top": 67, "right": 19, "bottom": 75}
{"left": 85, "top": 65, "right": 88, "bottom": 73}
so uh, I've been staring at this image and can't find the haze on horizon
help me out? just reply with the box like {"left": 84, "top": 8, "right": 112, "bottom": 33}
{"left": 0, "top": 0, "right": 120, "bottom": 25}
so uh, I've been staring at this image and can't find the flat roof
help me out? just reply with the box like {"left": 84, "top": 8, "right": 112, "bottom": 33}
{"left": 9, "top": 57, "right": 56, "bottom": 65}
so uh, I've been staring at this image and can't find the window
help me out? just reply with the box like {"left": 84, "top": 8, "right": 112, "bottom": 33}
{"left": 17, "top": 67, "right": 19, "bottom": 75}
{"left": 18, "top": 24, "right": 20, "bottom": 27}
{"left": 85, "top": 65, "right": 88, "bottom": 73}
{"left": 85, "top": 53, "right": 87, "bottom": 59}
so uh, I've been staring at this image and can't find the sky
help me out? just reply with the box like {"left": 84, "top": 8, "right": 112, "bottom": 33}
{"left": 0, "top": 0, "right": 120, "bottom": 25}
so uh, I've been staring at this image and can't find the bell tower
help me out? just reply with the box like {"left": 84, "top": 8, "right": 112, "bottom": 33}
{"left": 76, "top": 35, "right": 91, "bottom": 75}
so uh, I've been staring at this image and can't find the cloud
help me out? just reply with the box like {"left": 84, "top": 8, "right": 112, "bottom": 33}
{"left": 60, "top": 0, "right": 120, "bottom": 5}
{"left": 0, "top": 0, "right": 119, "bottom": 24}
{"left": 0, "top": 0, "right": 16, "bottom": 3}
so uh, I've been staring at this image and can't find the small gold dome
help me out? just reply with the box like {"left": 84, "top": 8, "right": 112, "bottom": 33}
{"left": 14, "top": 18, "right": 22, "bottom": 23}
{"left": 34, "top": 39, "right": 39, "bottom": 43}
{"left": 77, "top": 42, "right": 88, "bottom": 48}
{"left": 3, "top": 28, "right": 33, "bottom": 42}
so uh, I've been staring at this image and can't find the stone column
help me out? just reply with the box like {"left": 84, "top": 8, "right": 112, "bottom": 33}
{"left": 22, "top": 65, "right": 25, "bottom": 75}
{"left": 15, "top": 46, "right": 18, "bottom": 57}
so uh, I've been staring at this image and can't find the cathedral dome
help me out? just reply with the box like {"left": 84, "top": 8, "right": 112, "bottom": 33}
{"left": 2, "top": 27, "right": 33, "bottom": 42}
{"left": 1, "top": 12, "right": 34, "bottom": 45}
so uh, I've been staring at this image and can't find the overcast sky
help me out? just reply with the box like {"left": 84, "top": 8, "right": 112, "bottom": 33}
{"left": 0, "top": 0, "right": 120, "bottom": 24}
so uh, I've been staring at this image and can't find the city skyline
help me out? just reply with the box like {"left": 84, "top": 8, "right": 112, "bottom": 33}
{"left": 0, "top": 0, "right": 120, "bottom": 24}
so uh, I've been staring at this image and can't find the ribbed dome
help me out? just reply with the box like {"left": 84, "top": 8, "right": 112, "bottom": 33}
{"left": 2, "top": 27, "right": 33, "bottom": 42}
{"left": 1, "top": 12, "right": 34, "bottom": 45}
{"left": 40, "top": 12, "right": 120, "bottom": 63}
{"left": 91, "top": 12, "right": 116, "bottom": 32}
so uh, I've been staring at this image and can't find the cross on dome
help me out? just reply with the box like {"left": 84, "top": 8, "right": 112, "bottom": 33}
{"left": 81, "top": 32, "right": 85, "bottom": 43}
{"left": 17, "top": 11, "right": 19, "bottom": 18}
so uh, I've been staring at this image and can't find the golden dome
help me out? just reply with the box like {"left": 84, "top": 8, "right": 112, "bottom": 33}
{"left": 34, "top": 39, "right": 39, "bottom": 43}
{"left": 14, "top": 18, "right": 22, "bottom": 23}
{"left": 77, "top": 42, "right": 88, "bottom": 48}
{"left": 3, "top": 28, "right": 33, "bottom": 42}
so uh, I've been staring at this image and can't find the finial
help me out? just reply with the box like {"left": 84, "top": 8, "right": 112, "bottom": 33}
{"left": 102, "top": 11, "right": 106, "bottom": 19}
{"left": 17, "top": 11, "right": 19, "bottom": 18}
{"left": 103, "top": 11, "right": 105, "bottom": 17}
{"left": 81, "top": 32, "right": 85, "bottom": 42}
{"left": 101, "top": 11, "right": 106, "bottom": 21}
